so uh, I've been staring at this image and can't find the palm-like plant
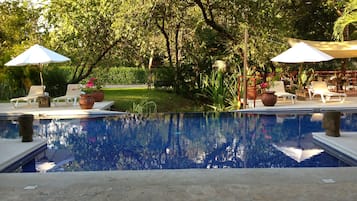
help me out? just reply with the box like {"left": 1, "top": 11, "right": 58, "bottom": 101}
{"left": 333, "top": 0, "right": 357, "bottom": 41}
{"left": 200, "top": 70, "right": 226, "bottom": 111}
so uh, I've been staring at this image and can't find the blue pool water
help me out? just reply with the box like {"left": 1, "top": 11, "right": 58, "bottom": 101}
{"left": 1, "top": 112, "right": 355, "bottom": 172}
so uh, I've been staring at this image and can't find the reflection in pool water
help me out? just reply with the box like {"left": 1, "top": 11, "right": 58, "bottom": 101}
{"left": 1, "top": 112, "right": 355, "bottom": 172}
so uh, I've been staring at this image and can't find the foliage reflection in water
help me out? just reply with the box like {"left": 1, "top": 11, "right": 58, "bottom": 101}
{"left": 32, "top": 112, "right": 353, "bottom": 172}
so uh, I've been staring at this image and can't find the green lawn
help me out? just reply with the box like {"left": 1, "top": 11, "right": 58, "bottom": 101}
{"left": 103, "top": 88, "right": 203, "bottom": 112}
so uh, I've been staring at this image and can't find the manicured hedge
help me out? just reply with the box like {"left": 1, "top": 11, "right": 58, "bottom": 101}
{"left": 90, "top": 66, "right": 173, "bottom": 85}
{"left": 101, "top": 67, "right": 148, "bottom": 84}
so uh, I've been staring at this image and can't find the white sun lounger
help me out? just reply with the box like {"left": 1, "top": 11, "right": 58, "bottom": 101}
{"left": 53, "top": 84, "right": 82, "bottom": 106}
{"left": 308, "top": 81, "right": 347, "bottom": 103}
{"left": 269, "top": 81, "right": 296, "bottom": 104}
{"left": 10, "top": 85, "right": 45, "bottom": 107}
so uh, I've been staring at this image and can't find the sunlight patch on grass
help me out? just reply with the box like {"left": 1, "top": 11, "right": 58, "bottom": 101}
{"left": 103, "top": 88, "right": 201, "bottom": 112}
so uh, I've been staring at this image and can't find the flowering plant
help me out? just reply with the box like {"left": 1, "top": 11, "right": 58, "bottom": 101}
{"left": 260, "top": 82, "right": 269, "bottom": 89}
{"left": 259, "top": 79, "right": 274, "bottom": 93}
{"left": 82, "top": 77, "right": 103, "bottom": 94}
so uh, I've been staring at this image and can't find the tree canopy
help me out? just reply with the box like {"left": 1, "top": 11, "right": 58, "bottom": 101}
{"left": 0, "top": 0, "right": 354, "bottom": 100}
{"left": 0, "top": 0, "right": 41, "bottom": 65}
{"left": 333, "top": 0, "right": 357, "bottom": 40}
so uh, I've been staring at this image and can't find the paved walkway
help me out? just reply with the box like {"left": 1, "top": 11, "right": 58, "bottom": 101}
{"left": 1, "top": 168, "right": 357, "bottom": 201}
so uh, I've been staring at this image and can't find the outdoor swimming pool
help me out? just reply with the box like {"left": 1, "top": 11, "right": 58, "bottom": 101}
{"left": 1, "top": 112, "right": 355, "bottom": 172}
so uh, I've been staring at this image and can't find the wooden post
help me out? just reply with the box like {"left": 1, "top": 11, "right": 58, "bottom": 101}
{"left": 18, "top": 114, "right": 34, "bottom": 142}
{"left": 243, "top": 27, "right": 248, "bottom": 109}
{"left": 322, "top": 111, "right": 341, "bottom": 137}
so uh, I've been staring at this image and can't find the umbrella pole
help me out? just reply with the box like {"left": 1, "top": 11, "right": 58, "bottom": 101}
{"left": 297, "top": 115, "right": 301, "bottom": 148}
{"left": 39, "top": 64, "right": 44, "bottom": 86}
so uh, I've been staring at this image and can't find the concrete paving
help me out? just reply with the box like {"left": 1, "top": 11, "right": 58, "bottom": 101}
{"left": 243, "top": 96, "right": 357, "bottom": 112}
{"left": 1, "top": 168, "right": 357, "bottom": 201}
{"left": 0, "top": 138, "right": 46, "bottom": 172}
{"left": 313, "top": 132, "right": 357, "bottom": 166}
{"left": 0, "top": 101, "right": 125, "bottom": 119}
{"left": 1, "top": 96, "right": 357, "bottom": 201}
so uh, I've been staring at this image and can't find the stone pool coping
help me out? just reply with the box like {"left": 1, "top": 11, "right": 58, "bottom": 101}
{"left": 1, "top": 168, "right": 357, "bottom": 201}
{"left": 0, "top": 138, "right": 46, "bottom": 172}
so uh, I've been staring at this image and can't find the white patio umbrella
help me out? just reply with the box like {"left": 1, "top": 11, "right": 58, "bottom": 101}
{"left": 5, "top": 44, "right": 71, "bottom": 86}
{"left": 273, "top": 115, "right": 324, "bottom": 163}
{"left": 271, "top": 42, "right": 334, "bottom": 92}
{"left": 272, "top": 143, "right": 324, "bottom": 163}
{"left": 271, "top": 42, "right": 333, "bottom": 63}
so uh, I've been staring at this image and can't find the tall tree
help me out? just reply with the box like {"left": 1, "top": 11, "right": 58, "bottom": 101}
{"left": 292, "top": 0, "right": 338, "bottom": 41}
{"left": 43, "top": 0, "right": 123, "bottom": 83}
{"left": 0, "top": 0, "right": 41, "bottom": 65}
{"left": 150, "top": 0, "right": 199, "bottom": 91}
{"left": 191, "top": 0, "right": 295, "bottom": 73}
{"left": 115, "top": 0, "right": 201, "bottom": 92}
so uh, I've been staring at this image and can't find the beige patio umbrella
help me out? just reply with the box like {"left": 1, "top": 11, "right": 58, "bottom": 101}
{"left": 5, "top": 44, "right": 71, "bottom": 86}
{"left": 271, "top": 42, "right": 333, "bottom": 63}
{"left": 288, "top": 38, "right": 357, "bottom": 59}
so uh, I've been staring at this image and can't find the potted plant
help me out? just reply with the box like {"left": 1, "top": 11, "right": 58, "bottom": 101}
{"left": 79, "top": 78, "right": 99, "bottom": 109}
{"left": 82, "top": 77, "right": 104, "bottom": 102}
{"left": 246, "top": 77, "right": 257, "bottom": 99}
{"left": 246, "top": 67, "right": 259, "bottom": 100}
{"left": 260, "top": 80, "right": 277, "bottom": 106}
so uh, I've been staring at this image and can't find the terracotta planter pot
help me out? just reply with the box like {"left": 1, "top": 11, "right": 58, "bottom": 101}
{"left": 91, "top": 90, "right": 104, "bottom": 102}
{"left": 247, "top": 86, "right": 257, "bottom": 99}
{"left": 79, "top": 94, "right": 95, "bottom": 109}
{"left": 261, "top": 91, "right": 277, "bottom": 106}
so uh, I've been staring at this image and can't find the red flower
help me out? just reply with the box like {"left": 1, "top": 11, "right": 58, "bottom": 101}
{"left": 260, "top": 82, "right": 268, "bottom": 89}
{"left": 86, "top": 81, "right": 94, "bottom": 88}
{"left": 86, "top": 78, "right": 97, "bottom": 88}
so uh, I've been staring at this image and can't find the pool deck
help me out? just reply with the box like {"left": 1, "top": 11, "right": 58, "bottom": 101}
{"left": 313, "top": 132, "right": 357, "bottom": 166}
{"left": 0, "top": 101, "right": 125, "bottom": 119}
{"left": 0, "top": 168, "right": 357, "bottom": 201}
{"left": 1, "top": 97, "right": 357, "bottom": 201}
{"left": 243, "top": 96, "right": 357, "bottom": 113}
{"left": 0, "top": 138, "right": 46, "bottom": 172}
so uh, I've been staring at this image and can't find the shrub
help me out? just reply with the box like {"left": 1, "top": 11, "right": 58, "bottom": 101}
{"left": 0, "top": 66, "right": 175, "bottom": 100}
{"left": 91, "top": 67, "right": 148, "bottom": 85}
{"left": 43, "top": 66, "right": 73, "bottom": 97}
